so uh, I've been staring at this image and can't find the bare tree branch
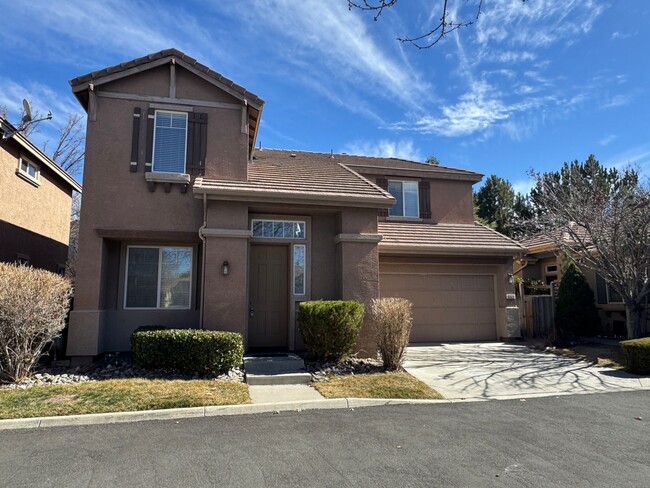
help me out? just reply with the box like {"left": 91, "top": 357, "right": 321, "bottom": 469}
{"left": 44, "top": 113, "right": 85, "bottom": 176}
{"left": 349, "top": 0, "right": 526, "bottom": 49}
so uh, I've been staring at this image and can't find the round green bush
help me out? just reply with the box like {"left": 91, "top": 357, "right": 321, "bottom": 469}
{"left": 620, "top": 337, "right": 650, "bottom": 375}
{"left": 298, "top": 300, "right": 364, "bottom": 362}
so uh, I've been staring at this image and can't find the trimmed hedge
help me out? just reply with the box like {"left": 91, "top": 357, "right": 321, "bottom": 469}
{"left": 298, "top": 300, "right": 364, "bottom": 362}
{"left": 130, "top": 327, "right": 243, "bottom": 375}
{"left": 620, "top": 337, "right": 650, "bottom": 375}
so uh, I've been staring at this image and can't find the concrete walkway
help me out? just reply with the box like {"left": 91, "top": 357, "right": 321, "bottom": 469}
{"left": 249, "top": 384, "right": 324, "bottom": 403}
{"left": 404, "top": 342, "right": 650, "bottom": 400}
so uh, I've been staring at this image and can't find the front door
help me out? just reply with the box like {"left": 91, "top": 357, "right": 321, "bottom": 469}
{"left": 249, "top": 244, "right": 289, "bottom": 348}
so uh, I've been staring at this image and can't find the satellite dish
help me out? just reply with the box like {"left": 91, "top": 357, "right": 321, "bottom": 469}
{"left": 22, "top": 99, "right": 32, "bottom": 124}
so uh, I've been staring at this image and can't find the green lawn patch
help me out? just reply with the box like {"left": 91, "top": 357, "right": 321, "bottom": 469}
{"left": 0, "top": 379, "right": 249, "bottom": 419}
{"left": 313, "top": 372, "right": 442, "bottom": 400}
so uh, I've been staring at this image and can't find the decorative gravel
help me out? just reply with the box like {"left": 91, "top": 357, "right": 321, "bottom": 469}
{"left": 305, "top": 355, "right": 385, "bottom": 382}
{"left": 0, "top": 353, "right": 244, "bottom": 390}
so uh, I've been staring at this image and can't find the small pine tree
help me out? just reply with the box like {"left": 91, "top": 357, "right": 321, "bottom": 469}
{"left": 554, "top": 261, "right": 600, "bottom": 344}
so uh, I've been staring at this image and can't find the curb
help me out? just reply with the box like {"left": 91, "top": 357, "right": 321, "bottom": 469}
{"left": 0, "top": 397, "right": 454, "bottom": 431}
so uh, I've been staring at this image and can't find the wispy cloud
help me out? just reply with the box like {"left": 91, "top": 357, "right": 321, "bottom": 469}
{"left": 512, "top": 178, "right": 535, "bottom": 196}
{"left": 341, "top": 139, "right": 423, "bottom": 162}
{"left": 606, "top": 144, "right": 650, "bottom": 171}
{"left": 220, "top": 1, "right": 430, "bottom": 112}
{"left": 601, "top": 94, "right": 631, "bottom": 109}
{"left": 598, "top": 134, "right": 617, "bottom": 146}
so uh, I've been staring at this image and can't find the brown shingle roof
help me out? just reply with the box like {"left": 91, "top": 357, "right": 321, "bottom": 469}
{"left": 69, "top": 48, "right": 263, "bottom": 108}
{"left": 378, "top": 221, "right": 525, "bottom": 256}
{"left": 193, "top": 153, "right": 394, "bottom": 207}
{"left": 520, "top": 223, "right": 589, "bottom": 253}
{"left": 254, "top": 149, "right": 482, "bottom": 182}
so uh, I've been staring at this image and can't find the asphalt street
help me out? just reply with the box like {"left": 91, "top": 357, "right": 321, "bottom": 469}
{"left": 1, "top": 391, "right": 648, "bottom": 487}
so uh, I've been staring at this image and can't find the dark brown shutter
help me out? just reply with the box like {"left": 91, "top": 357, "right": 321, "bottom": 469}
{"left": 376, "top": 177, "right": 389, "bottom": 217}
{"left": 129, "top": 107, "right": 141, "bottom": 172}
{"left": 145, "top": 108, "right": 155, "bottom": 172}
{"left": 186, "top": 112, "right": 208, "bottom": 176}
{"left": 596, "top": 273, "right": 608, "bottom": 304}
{"left": 419, "top": 180, "right": 431, "bottom": 219}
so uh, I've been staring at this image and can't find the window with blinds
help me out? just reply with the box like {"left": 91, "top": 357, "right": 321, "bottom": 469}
{"left": 152, "top": 111, "right": 188, "bottom": 173}
{"left": 125, "top": 246, "right": 192, "bottom": 309}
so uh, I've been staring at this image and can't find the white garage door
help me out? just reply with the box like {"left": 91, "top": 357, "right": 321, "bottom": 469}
{"left": 380, "top": 272, "right": 497, "bottom": 342}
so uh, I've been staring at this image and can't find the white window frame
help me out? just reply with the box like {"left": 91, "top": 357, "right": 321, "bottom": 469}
{"left": 292, "top": 244, "right": 306, "bottom": 296}
{"left": 16, "top": 156, "right": 40, "bottom": 186}
{"left": 152, "top": 110, "right": 188, "bottom": 174}
{"left": 545, "top": 265, "right": 558, "bottom": 274}
{"left": 251, "top": 219, "right": 307, "bottom": 240}
{"left": 124, "top": 246, "right": 193, "bottom": 310}
{"left": 387, "top": 180, "right": 419, "bottom": 218}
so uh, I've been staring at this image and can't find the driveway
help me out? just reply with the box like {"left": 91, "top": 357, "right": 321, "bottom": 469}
{"left": 403, "top": 342, "right": 650, "bottom": 400}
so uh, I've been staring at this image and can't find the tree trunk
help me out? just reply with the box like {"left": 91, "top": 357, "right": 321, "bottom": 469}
{"left": 625, "top": 302, "right": 642, "bottom": 339}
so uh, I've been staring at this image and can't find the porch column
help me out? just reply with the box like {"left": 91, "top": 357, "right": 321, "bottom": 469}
{"left": 336, "top": 208, "right": 382, "bottom": 357}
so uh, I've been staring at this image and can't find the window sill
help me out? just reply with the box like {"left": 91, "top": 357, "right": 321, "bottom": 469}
{"left": 145, "top": 172, "right": 191, "bottom": 184}
{"left": 15, "top": 169, "right": 41, "bottom": 187}
{"left": 386, "top": 216, "right": 423, "bottom": 223}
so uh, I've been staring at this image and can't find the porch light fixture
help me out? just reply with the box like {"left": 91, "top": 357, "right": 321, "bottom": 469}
{"left": 507, "top": 273, "right": 514, "bottom": 284}
{"left": 222, "top": 260, "right": 230, "bottom": 276}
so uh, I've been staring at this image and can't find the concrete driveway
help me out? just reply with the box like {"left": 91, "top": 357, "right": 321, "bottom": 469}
{"left": 403, "top": 342, "right": 650, "bottom": 400}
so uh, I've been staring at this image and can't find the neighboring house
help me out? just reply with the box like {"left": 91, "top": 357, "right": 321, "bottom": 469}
{"left": 66, "top": 49, "right": 524, "bottom": 363}
{"left": 518, "top": 233, "right": 641, "bottom": 337}
{"left": 0, "top": 116, "right": 82, "bottom": 273}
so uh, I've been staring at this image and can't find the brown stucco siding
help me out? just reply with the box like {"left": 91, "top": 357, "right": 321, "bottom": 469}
{"left": 0, "top": 220, "right": 68, "bottom": 272}
{"left": 0, "top": 139, "right": 73, "bottom": 244}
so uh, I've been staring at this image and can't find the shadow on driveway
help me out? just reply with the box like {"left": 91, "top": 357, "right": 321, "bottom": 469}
{"left": 403, "top": 342, "right": 650, "bottom": 400}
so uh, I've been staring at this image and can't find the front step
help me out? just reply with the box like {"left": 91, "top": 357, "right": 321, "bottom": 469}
{"left": 243, "top": 354, "right": 312, "bottom": 385}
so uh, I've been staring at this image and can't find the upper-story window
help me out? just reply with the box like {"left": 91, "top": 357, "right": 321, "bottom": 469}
{"left": 17, "top": 157, "right": 40, "bottom": 185}
{"left": 388, "top": 180, "right": 419, "bottom": 218}
{"left": 152, "top": 111, "right": 187, "bottom": 174}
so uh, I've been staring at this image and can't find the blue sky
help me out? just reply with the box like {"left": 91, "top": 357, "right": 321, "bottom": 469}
{"left": 1, "top": 0, "right": 649, "bottom": 191}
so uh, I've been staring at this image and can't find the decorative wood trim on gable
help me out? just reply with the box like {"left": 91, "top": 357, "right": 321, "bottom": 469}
{"left": 419, "top": 180, "right": 432, "bottom": 219}
{"left": 376, "top": 177, "right": 389, "bottom": 217}
{"left": 96, "top": 90, "right": 241, "bottom": 111}
{"left": 130, "top": 107, "right": 141, "bottom": 173}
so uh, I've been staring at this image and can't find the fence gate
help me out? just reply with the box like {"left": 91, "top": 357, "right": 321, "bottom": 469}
{"left": 522, "top": 295, "right": 555, "bottom": 339}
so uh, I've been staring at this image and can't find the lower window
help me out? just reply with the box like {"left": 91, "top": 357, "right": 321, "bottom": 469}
{"left": 125, "top": 246, "right": 192, "bottom": 309}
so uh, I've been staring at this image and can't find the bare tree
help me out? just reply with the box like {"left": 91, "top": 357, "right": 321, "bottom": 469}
{"left": 44, "top": 113, "right": 85, "bottom": 176}
{"left": 348, "top": 0, "right": 526, "bottom": 49}
{"left": 530, "top": 158, "right": 649, "bottom": 339}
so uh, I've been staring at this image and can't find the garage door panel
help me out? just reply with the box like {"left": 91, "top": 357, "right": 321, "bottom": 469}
{"left": 380, "top": 271, "right": 497, "bottom": 342}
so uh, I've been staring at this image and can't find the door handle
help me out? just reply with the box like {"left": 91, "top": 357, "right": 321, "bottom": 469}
{"left": 249, "top": 303, "right": 255, "bottom": 317}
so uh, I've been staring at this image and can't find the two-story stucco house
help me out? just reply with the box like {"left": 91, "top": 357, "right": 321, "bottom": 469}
{"left": 66, "top": 49, "right": 523, "bottom": 363}
{"left": 0, "top": 116, "right": 82, "bottom": 273}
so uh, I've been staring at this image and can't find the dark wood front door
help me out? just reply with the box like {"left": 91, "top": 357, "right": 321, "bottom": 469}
{"left": 249, "top": 244, "right": 289, "bottom": 348}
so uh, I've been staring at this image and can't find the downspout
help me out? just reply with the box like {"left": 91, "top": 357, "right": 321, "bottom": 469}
{"left": 198, "top": 193, "right": 207, "bottom": 329}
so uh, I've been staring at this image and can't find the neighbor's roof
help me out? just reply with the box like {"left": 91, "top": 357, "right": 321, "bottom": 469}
{"left": 0, "top": 116, "right": 82, "bottom": 193}
{"left": 254, "top": 149, "right": 483, "bottom": 182}
{"left": 194, "top": 150, "right": 395, "bottom": 208}
{"left": 520, "top": 223, "right": 589, "bottom": 254}
{"left": 379, "top": 221, "right": 526, "bottom": 256}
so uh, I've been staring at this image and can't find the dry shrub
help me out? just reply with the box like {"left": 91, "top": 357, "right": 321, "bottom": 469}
{"left": 0, "top": 263, "right": 73, "bottom": 382}
{"left": 371, "top": 298, "right": 413, "bottom": 371}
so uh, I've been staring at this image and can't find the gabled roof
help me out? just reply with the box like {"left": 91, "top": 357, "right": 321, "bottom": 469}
{"left": 194, "top": 150, "right": 394, "bottom": 208}
{"left": 0, "top": 116, "right": 82, "bottom": 193}
{"left": 69, "top": 48, "right": 264, "bottom": 156}
{"left": 379, "top": 221, "right": 525, "bottom": 256}
{"left": 254, "top": 149, "right": 483, "bottom": 182}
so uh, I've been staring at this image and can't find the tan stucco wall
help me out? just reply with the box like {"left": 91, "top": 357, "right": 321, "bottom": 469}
{"left": 358, "top": 171, "right": 475, "bottom": 224}
{"left": 0, "top": 138, "right": 73, "bottom": 244}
